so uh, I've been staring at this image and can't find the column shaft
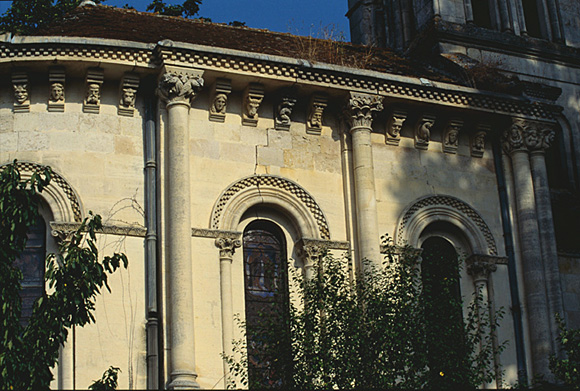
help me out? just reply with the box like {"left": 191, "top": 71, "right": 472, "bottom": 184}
{"left": 510, "top": 149, "right": 552, "bottom": 377}
{"left": 530, "top": 151, "right": 564, "bottom": 354}
{"left": 351, "top": 127, "right": 380, "bottom": 264}
{"left": 166, "top": 102, "right": 199, "bottom": 389}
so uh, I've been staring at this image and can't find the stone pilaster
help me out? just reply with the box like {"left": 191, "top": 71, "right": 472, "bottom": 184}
{"left": 158, "top": 69, "right": 204, "bottom": 390}
{"left": 502, "top": 117, "right": 553, "bottom": 379}
{"left": 215, "top": 236, "right": 241, "bottom": 386}
{"left": 525, "top": 121, "right": 564, "bottom": 357}
{"left": 344, "top": 92, "right": 383, "bottom": 267}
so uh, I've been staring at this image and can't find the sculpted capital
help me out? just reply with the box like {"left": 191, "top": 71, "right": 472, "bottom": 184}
{"left": 157, "top": 72, "right": 204, "bottom": 106}
{"left": 215, "top": 237, "right": 241, "bottom": 259}
{"left": 502, "top": 117, "right": 527, "bottom": 155}
{"left": 344, "top": 93, "right": 384, "bottom": 131}
{"left": 466, "top": 254, "right": 499, "bottom": 283}
{"left": 526, "top": 122, "right": 556, "bottom": 154}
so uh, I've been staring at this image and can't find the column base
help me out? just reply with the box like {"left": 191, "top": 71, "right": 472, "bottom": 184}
{"left": 168, "top": 370, "right": 200, "bottom": 390}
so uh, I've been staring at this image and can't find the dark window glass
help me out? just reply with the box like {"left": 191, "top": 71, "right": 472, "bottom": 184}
{"left": 13, "top": 216, "right": 46, "bottom": 326}
{"left": 473, "top": 0, "right": 493, "bottom": 29}
{"left": 421, "top": 237, "right": 469, "bottom": 388}
{"left": 522, "top": 0, "right": 543, "bottom": 38}
{"left": 243, "top": 220, "right": 290, "bottom": 388}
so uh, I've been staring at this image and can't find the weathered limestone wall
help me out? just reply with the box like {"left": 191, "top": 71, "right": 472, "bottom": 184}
{"left": 559, "top": 255, "right": 580, "bottom": 328}
{"left": 560, "top": 0, "right": 580, "bottom": 48}
{"left": 436, "top": 0, "right": 467, "bottom": 24}
{"left": 0, "top": 70, "right": 148, "bottom": 389}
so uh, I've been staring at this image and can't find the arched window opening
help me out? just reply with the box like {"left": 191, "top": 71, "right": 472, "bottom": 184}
{"left": 13, "top": 215, "right": 46, "bottom": 326}
{"left": 522, "top": 0, "right": 543, "bottom": 38}
{"left": 472, "top": 0, "right": 493, "bottom": 29}
{"left": 243, "top": 220, "right": 291, "bottom": 388}
{"left": 421, "top": 236, "right": 470, "bottom": 388}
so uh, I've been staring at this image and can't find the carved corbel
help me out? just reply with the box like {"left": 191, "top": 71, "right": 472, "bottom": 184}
{"left": 442, "top": 119, "right": 463, "bottom": 154}
{"left": 344, "top": 92, "right": 383, "bottom": 131}
{"left": 415, "top": 114, "right": 435, "bottom": 150}
{"left": 48, "top": 67, "right": 66, "bottom": 112}
{"left": 118, "top": 72, "right": 140, "bottom": 117}
{"left": 502, "top": 117, "right": 527, "bottom": 155}
{"left": 209, "top": 78, "right": 231, "bottom": 122}
{"left": 471, "top": 124, "right": 490, "bottom": 158}
{"left": 242, "top": 83, "right": 264, "bottom": 127}
{"left": 12, "top": 71, "right": 29, "bottom": 113}
{"left": 385, "top": 109, "right": 407, "bottom": 146}
{"left": 274, "top": 91, "right": 297, "bottom": 131}
{"left": 307, "top": 94, "right": 328, "bottom": 135}
{"left": 83, "top": 68, "right": 104, "bottom": 114}
{"left": 215, "top": 237, "right": 241, "bottom": 259}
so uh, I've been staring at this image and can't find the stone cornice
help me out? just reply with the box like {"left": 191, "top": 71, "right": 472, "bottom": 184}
{"left": 50, "top": 221, "right": 147, "bottom": 238}
{"left": 191, "top": 228, "right": 241, "bottom": 239}
{"left": 0, "top": 35, "right": 561, "bottom": 122}
{"left": 432, "top": 20, "right": 580, "bottom": 69}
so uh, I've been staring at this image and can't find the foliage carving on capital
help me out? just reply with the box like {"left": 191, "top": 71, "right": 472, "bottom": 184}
{"left": 215, "top": 237, "right": 241, "bottom": 259}
{"left": 524, "top": 122, "right": 556, "bottom": 153}
{"left": 157, "top": 72, "right": 204, "bottom": 106}
{"left": 502, "top": 117, "right": 527, "bottom": 154}
{"left": 344, "top": 93, "right": 384, "bottom": 131}
{"left": 466, "top": 254, "right": 498, "bottom": 282}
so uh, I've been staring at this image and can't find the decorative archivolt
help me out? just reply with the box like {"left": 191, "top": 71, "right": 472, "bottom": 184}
{"left": 395, "top": 194, "right": 497, "bottom": 256}
{"left": 210, "top": 175, "right": 330, "bottom": 240}
{"left": 1, "top": 161, "right": 82, "bottom": 222}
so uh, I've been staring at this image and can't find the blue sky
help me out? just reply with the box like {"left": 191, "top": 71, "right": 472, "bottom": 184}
{"left": 0, "top": 0, "right": 351, "bottom": 40}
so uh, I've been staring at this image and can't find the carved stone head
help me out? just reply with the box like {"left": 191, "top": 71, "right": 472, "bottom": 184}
{"left": 211, "top": 93, "right": 228, "bottom": 114}
{"left": 86, "top": 83, "right": 100, "bottom": 104}
{"left": 121, "top": 87, "right": 137, "bottom": 107}
{"left": 310, "top": 105, "right": 324, "bottom": 128}
{"left": 446, "top": 127, "right": 459, "bottom": 146}
{"left": 13, "top": 84, "right": 28, "bottom": 104}
{"left": 474, "top": 131, "right": 486, "bottom": 150}
{"left": 246, "top": 96, "right": 261, "bottom": 118}
{"left": 542, "top": 128, "right": 555, "bottom": 148}
{"left": 50, "top": 82, "right": 64, "bottom": 102}
{"left": 524, "top": 126, "right": 540, "bottom": 149}
{"left": 389, "top": 115, "right": 405, "bottom": 137}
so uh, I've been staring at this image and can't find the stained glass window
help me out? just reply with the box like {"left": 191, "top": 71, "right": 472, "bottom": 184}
{"left": 13, "top": 215, "right": 46, "bottom": 326}
{"left": 243, "top": 220, "right": 289, "bottom": 388}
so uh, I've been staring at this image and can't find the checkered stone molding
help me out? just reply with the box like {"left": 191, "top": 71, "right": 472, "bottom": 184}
{"left": 211, "top": 175, "right": 330, "bottom": 240}
{"left": 156, "top": 47, "right": 556, "bottom": 121}
{"left": 396, "top": 194, "right": 498, "bottom": 256}
{"left": 0, "top": 43, "right": 153, "bottom": 67}
{"left": 2, "top": 161, "right": 83, "bottom": 222}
